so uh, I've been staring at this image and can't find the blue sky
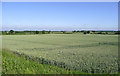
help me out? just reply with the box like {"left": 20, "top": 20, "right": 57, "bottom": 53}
{"left": 2, "top": 2, "right": 118, "bottom": 31}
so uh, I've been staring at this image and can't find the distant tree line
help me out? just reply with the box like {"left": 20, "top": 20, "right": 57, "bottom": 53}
{"left": 2, "top": 30, "right": 120, "bottom": 35}
{"left": 2, "top": 30, "right": 50, "bottom": 35}
{"left": 72, "top": 30, "right": 120, "bottom": 35}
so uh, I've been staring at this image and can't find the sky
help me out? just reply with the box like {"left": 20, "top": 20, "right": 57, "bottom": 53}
{"left": 2, "top": 2, "right": 118, "bottom": 31}
{"left": 1, "top": 0, "right": 120, "bottom": 2}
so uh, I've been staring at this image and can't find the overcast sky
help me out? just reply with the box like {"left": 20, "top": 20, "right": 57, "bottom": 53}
{"left": 2, "top": 2, "right": 118, "bottom": 31}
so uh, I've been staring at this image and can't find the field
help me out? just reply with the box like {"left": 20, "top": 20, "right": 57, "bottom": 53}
{"left": 2, "top": 49, "right": 84, "bottom": 74}
{"left": 2, "top": 34, "right": 118, "bottom": 74}
{"left": 0, "top": 49, "right": 1, "bottom": 75}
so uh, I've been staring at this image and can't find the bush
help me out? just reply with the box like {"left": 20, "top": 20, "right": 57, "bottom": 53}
{"left": 84, "top": 32, "right": 87, "bottom": 34}
{"left": 35, "top": 31, "right": 39, "bottom": 34}
{"left": 86, "top": 31, "right": 90, "bottom": 34}
{"left": 9, "top": 30, "right": 14, "bottom": 34}
{"left": 48, "top": 31, "right": 51, "bottom": 34}
{"left": 72, "top": 30, "right": 76, "bottom": 33}
{"left": 42, "top": 30, "right": 45, "bottom": 34}
{"left": 115, "top": 31, "right": 120, "bottom": 34}
{"left": 63, "top": 31, "right": 66, "bottom": 34}
{"left": 97, "top": 32, "right": 102, "bottom": 34}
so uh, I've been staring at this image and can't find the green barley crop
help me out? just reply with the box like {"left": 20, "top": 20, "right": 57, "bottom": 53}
{"left": 2, "top": 34, "right": 118, "bottom": 73}
{"left": 2, "top": 49, "right": 84, "bottom": 74}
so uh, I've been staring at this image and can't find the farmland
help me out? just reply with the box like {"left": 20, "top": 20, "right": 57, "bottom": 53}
{"left": 2, "top": 49, "right": 84, "bottom": 74}
{"left": 0, "top": 49, "right": 1, "bottom": 75}
{"left": 2, "top": 34, "right": 118, "bottom": 74}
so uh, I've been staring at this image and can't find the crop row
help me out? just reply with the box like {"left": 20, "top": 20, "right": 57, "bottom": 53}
{"left": 13, "top": 51, "right": 118, "bottom": 74}
{"left": 13, "top": 51, "right": 71, "bottom": 71}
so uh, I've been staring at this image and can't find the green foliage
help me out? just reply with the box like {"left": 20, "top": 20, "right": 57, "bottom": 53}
{"left": 63, "top": 31, "right": 66, "bottom": 34}
{"left": 42, "top": 30, "right": 45, "bottom": 34}
{"left": 47, "top": 31, "right": 51, "bottom": 34}
{"left": 115, "top": 31, "right": 120, "bottom": 34}
{"left": 84, "top": 31, "right": 87, "bottom": 34}
{"left": 2, "top": 30, "right": 119, "bottom": 35}
{"left": 76, "top": 30, "right": 80, "bottom": 32}
{"left": 72, "top": 30, "right": 76, "bottom": 33}
{"left": 9, "top": 30, "right": 14, "bottom": 34}
{"left": 81, "top": 30, "right": 84, "bottom": 32}
{"left": 2, "top": 49, "right": 83, "bottom": 74}
{"left": 86, "top": 31, "right": 90, "bottom": 34}
{"left": 97, "top": 32, "right": 102, "bottom": 34}
{"left": 35, "top": 31, "right": 39, "bottom": 34}
{"left": 83, "top": 31, "right": 90, "bottom": 34}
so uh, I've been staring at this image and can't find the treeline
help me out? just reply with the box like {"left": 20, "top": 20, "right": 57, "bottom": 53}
{"left": 2, "top": 30, "right": 120, "bottom": 35}
{"left": 72, "top": 30, "right": 120, "bottom": 35}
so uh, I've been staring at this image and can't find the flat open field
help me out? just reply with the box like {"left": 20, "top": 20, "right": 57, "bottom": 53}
{"left": 2, "top": 34, "right": 118, "bottom": 73}
{"left": 0, "top": 36, "right": 2, "bottom": 75}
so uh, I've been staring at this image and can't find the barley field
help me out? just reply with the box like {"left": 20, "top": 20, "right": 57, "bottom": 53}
{"left": 0, "top": 36, "right": 2, "bottom": 75}
{"left": 2, "top": 49, "right": 84, "bottom": 74}
{"left": 2, "top": 34, "right": 118, "bottom": 73}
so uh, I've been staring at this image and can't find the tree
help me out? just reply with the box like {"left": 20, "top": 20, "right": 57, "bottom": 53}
{"left": 87, "top": 31, "right": 90, "bottom": 34}
{"left": 84, "top": 32, "right": 87, "bottom": 34}
{"left": 115, "top": 31, "right": 120, "bottom": 34}
{"left": 72, "top": 30, "right": 76, "bottom": 33}
{"left": 106, "top": 32, "right": 108, "bottom": 34}
{"left": 48, "top": 31, "right": 51, "bottom": 34}
{"left": 81, "top": 30, "right": 84, "bottom": 32}
{"left": 92, "top": 31, "right": 95, "bottom": 33}
{"left": 9, "top": 30, "right": 14, "bottom": 34}
{"left": 97, "top": 32, "right": 102, "bottom": 34}
{"left": 63, "top": 31, "right": 66, "bottom": 34}
{"left": 35, "top": 31, "right": 39, "bottom": 34}
{"left": 77, "top": 30, "right": 80, "bottom": 32}
{"left": 42, "top": 30, "right": 45, "bottom": 34}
